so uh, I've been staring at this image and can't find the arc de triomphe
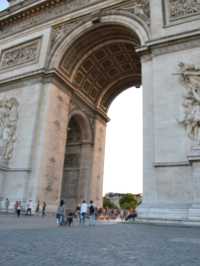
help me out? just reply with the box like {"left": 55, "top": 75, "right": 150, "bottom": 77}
{"left": 1, "top": 0, "right": 200, "bottom": 222}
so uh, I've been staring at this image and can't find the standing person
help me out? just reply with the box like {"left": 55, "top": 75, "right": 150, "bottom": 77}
{"left": 56, "top": 200, "right": 65, "bottom": 225}
{"left": 88, "top": 200, "right": 96, "bottom": 226}
{"left": 16, "top": 201, "right": 21, "bottom": 217}
{"left": 35, "top": 200, "right": 40, "bottom": 214}
{"left": 26, "top": 200, "right": 32, "bottom": 216}
{"left": 42, "top": 201, "right": 46, "bottom": 217}
{"left": 75, "top": 205, "right": 80, "bottom": 225}
{"left": 5, "top": 198, "right": 10, "bottom": 213}
{"left": 15, "top": 201, "right": 18, "bottom": 214}
{"left": 80, "top": 200, "right": 88, "bottom": 225}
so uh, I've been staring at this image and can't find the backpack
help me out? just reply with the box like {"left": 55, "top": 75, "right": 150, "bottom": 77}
{"left": 89, "top": 205, "right": 95, "bottom": 215}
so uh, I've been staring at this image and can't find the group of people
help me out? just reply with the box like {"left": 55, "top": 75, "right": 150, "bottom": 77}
{"left": 56, "top": 200, "right": 96, "bottom": 226}
{"left": 1, "top": 198, "right": 47, "bottom": 217}
{"left": 15, "top": 200, "right": 46, "bottom": 217}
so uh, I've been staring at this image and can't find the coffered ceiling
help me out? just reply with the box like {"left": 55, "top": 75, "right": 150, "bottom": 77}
{"left": 59, "top": 24, "right": 141, "bottom": 112}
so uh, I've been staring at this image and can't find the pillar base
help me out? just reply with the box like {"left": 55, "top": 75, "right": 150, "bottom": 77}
{"left": 137, "top": 203, "right": 200, "bottom": 223}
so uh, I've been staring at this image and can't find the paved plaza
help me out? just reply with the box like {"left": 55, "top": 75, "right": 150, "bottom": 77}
{"left": 0, "top": 215, "right": 200, "bottom": 266}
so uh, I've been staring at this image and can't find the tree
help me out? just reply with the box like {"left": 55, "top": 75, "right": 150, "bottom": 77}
{"left": 103, "top": 197, "right": 118, "bottom": 209}
{"left": 119, "top": 193, "right": 138, "bottom": 210}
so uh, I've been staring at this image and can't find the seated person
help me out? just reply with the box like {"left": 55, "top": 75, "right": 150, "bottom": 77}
{"left": 125, "top": 210, "right": 137, "bottom": 221}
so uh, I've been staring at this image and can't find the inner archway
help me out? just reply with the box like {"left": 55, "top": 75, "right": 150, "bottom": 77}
{"left": 61, "top": 113, "right": 93, "bottom": 211}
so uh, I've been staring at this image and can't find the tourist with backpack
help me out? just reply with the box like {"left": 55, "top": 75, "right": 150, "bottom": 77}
{"left": 88, "top": 200, "right": 96, "bottom": 226}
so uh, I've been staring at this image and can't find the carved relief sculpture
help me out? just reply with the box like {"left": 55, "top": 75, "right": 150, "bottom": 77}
{"left": 179, "top": 63, "right": 200, "bottom": 144}
{"left": 119, "top": 0, "right": 150, "bottom": 23}
{"left": 0, "top": 98, "right": 19, "bottom": 161}
{"left": 0, "top": 38, "right": 41, "bottom": 70}
{"left": 169, "top": 0, "right": 200, "bottom": 20}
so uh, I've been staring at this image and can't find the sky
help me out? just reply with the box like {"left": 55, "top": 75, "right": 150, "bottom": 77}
{"left": 0, "top": 0, "right": 8, "bottom": 9}
{"left": 0, "top": 1, "right": 143, "bottom": 195}
{"left": 103, "top": 88, "right": 143, "bottom": 195}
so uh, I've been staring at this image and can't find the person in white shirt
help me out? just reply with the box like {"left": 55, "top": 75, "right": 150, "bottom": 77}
{"left": 26, "top": 200, "right": 33, "bottom": 216}
{"left": 80, "top": 200, "right": 88, "bottom": 225}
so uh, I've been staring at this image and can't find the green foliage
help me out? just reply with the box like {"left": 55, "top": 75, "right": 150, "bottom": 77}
{"left": 103, "top": 197, "right": 118, "bottom": 209}
{"left": 119, "top": 193, "right": 138, "bottom": 210}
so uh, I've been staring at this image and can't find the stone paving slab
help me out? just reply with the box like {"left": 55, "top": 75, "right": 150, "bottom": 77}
{"left": 0, "top": 215, "right": 200, "bottom": 266}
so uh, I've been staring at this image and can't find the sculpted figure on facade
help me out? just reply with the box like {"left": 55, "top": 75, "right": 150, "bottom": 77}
{"left": 169, "top": 0, "right": 200, "bottom": 19}
{"left": 179, "top": 63, "right": 200, "bottom": 144}
{"left": 0, "top": 98, "right": 19, "bottom": 162}
{"left": 119, "top": 0, "right": 150, "bottom": 23}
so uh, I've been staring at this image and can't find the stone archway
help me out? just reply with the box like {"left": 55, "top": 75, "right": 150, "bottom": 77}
{"left": 2, "top": 1, "right": 200, "bottom": 222}
{"left": 61, "top": 112, "right": 93, "bottom": 211}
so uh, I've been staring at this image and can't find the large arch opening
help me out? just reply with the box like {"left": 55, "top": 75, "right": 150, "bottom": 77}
{"left": 54, "top": 19, "right": 145, "bottom": 208}
{"left": 103, "top": 87, "right": 143, "bottom": 197}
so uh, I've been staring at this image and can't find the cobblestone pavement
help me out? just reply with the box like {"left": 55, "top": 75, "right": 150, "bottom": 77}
{"left": 0, "top": 214, "right": 200, "bottom": 266}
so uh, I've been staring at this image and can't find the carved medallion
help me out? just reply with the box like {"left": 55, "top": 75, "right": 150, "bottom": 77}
{"left": 0, "top": 98, "right": 19, "bottom": 162}
{"left": 179, "top": 63, "right": 200, "bottom": 144}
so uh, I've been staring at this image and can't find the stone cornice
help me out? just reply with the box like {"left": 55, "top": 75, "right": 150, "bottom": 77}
{"left": 137, "top": 28, "right": 200, "bottom": 58}
{"left": 0, "top": 0, "right": 129, "bottom": 29}
{"left": 153, "top": 161, "right": 191, "bottom": 168}
{"left": 147, "top": 28, "right": 200, "bottom": 48}
{"left": 0, "top": 0, "right": 64, "bottom": 28}
{"left": 0, "top": 165, "right": 31, "bottom": 172}
{"left": 0, "top": 0, "right": 150, "bottom": 40}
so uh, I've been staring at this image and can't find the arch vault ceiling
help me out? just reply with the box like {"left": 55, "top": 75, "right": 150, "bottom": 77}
{"left": 59, "top": 24, "right": 141, "bottom": 112}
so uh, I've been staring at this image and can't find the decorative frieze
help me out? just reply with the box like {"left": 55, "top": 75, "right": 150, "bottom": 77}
{"left": 179, "top": 63, "right": 200, "bottom": 144}
{"left": 0, "top": 0, "right": 150, "bottom": 39}
{"left": 0, "top": 0, "right": 99, "bottom": 38}
{"left": 0, "top": 97, "right": 19, "bottom": 162}
{"left": 168, "top": 0, "right": 200, "bottom": 20}
{"left": 0, "top": 38, "right": 41, "bottom": 70}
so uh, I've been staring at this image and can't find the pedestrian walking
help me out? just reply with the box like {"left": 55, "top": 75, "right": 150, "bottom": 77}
{"left": 16, "top": 201, "right": 21, "bottom": 217}
{"left": 80, "top": 200, "right": 88, "bottom": 225}
{"left": 35, "top": 200, "right": 40, "bottom": 213}
{"left": 88, "top": 200, "right": 96, "bottom": 226}
{"left": 42, "top": 201, "right": 46, "bottom": 217}
{"left": 56, "top": 200, "right": 65, "bottom": 225}
{"left": 5, "top": 198, "right": 10, "bottom": 213}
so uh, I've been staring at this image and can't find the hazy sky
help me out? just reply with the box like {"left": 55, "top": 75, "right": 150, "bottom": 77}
{"left": 103, "top": 88, "right": 143, "bottom": 195}
{"left": 0, "top": 0, "right": 8, "bottom": 9}
{"left": 0, "top": 1, "right": 143, "bottom": 195}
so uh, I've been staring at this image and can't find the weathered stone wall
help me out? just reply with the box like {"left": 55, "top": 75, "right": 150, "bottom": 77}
{"left": 0, "top": 80, "right": 42, "bottom": 207}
